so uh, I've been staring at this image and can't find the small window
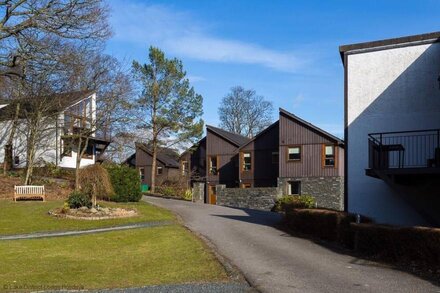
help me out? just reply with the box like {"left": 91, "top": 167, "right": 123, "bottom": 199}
{"left": 209, "top": 156, "right": 218, "bottom": 175}
{"left": 181, "top": 160, "right": 188, "bottom": 175}
{"left": 157, "top": 166, "right": 163, "bottom": 175}
{"left": 288, "top": 181, "right": 301, "bottom": 195}
{"left": 287, "top": 146, "right": 301, "bottom": 161}
{"left": 139, "top": 167, "right": 145, "bottom": 180}
{"left": 14, "top": 156, "right": 20, "bottom": 165}
{"left": 271, "top": 152, "right": 279, "bottom": 164}
{"left": 324, "top": 145, "right": 335, "bottom": 167}
{"left": 242, "top": 152, "right": 251, "bottom": 171}
{"left": 242, "top": 183, "right": 251, "bottom": 188}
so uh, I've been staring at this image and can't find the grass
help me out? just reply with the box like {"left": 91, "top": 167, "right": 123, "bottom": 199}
{"left": 0, "top": 200, "right": 174, "bottom": 236}
{"left": 0, "top": 226, "right": 229, "bottom": 290}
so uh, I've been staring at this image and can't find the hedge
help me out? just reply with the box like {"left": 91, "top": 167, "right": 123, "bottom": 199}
{"left": 105, "top": 164, "right": 142, "bottom": 202}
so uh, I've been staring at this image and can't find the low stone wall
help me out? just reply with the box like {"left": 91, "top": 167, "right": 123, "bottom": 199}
{"left": 192, "top": 182, "right": 205, "bottom": 203}
{"left": 216, "top": 185, "right": 279, "bottom": 211}
{"left": 278, "top": 176, "right": 344, "bottom": 211}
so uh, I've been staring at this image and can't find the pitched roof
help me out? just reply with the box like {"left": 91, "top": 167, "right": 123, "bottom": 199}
{"left": 238, "top": 120, "right": 279, "bottom": 150}
{"left": 339, "top": 31, "right": 440, "bottom": 62}
{"left": 0, "top": 90, "right": 94, "bottom": 121}
{"left": 179, "top": 136, "right": 206, "bottom": 159}
{"left": 279, "top": 108, "right": 344, "bottom": 145}
{"left": 206, "top": 125, "right": 251, "bottom": 147}
{"left": 135, "top": 143, "right": 180, "bottom": 168}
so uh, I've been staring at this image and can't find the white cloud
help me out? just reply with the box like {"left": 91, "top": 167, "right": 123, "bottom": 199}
{"left": 186, "top": 75, "right": 206, "bottom": 83}
{"left": 109, "top": 1, "right": 301, "bottom": 72}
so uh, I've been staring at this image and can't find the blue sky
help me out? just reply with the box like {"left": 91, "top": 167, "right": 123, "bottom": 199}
{"left": 105, "top": 0, "right": 440, "bottom": 138}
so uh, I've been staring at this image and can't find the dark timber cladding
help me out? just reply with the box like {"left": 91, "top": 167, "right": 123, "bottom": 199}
{"left": 239, "top": 121, "right": 279, "bottom": 187}
{"left": 279, "top": 108, "right": 344, "bottom": 178}
{"left": 206, "top": 125, "right": 250, "bottom": 188}
{"left": 179, "top": 137, "right": 206, "bottom": 183}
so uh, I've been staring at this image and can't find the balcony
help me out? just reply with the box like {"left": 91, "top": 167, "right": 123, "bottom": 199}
{"left": 366, "top": 129, "right": 440, "bottom": 183}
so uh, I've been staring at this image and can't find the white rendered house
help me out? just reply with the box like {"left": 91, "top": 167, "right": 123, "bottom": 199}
{"left": 0, "top": 91, "right": 110, "bottom": 169}
{"left": 340, "top": 32, "right": 440, "bottom": 227}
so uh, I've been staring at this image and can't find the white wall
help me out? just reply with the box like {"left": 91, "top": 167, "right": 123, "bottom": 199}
{"left": 347, "top": 42, "right": 440, "bottom": 226}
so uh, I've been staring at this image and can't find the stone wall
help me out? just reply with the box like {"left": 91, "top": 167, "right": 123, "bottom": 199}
{"left": 216, "top": 185, "right": 279, "bottom": 211}
{"left": 192, "top": 182, "right": 205, "bottom": 203}
{"left": 278, "top": 176, "right": 344, "bottom": 211}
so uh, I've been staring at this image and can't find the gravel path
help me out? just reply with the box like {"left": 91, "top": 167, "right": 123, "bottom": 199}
{"left": 144, "top": 196, "right": 440, "bottom": 293}
{"left": 0, "top": 220, "right": 173, "bottom": 241}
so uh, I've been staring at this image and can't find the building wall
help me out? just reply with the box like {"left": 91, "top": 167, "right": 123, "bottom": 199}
{"left": 346, "top": 42, "right": 440, "bottom": 226}
{"left": 279, "top": 113, "right": 343, "bottom": 178}
{"left": 216, "top": 185, "right": 279, "bottom": 211}
{"left": 206, "top": 130, "right": 239, "bottom": 187}
{"left": 135, "top": 148, "right": 179, "bottom": 186}
{"left": 240, "top": 122, "right": 279, "bottom": 187}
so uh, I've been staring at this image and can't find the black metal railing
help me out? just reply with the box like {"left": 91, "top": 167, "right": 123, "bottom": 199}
{"left": 368, "top": 129, "right": 440, "bottom": 169}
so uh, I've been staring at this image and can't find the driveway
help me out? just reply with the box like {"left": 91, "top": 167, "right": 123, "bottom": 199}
{"left": 143, "top": 196, "right": 440, "bottom": 293}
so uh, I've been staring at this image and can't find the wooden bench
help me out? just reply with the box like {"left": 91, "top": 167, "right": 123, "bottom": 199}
{"left": 14, "top": 185, "right": 45, "bottom": 201}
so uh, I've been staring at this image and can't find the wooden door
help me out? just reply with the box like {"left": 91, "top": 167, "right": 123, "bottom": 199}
{"left": 208, "top": 185, "right": 216, "bottom": 205}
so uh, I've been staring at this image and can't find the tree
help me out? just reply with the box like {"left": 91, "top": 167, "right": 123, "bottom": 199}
{"left": 218, "top": 86, "right": 274, "bottom": 138}
{"left": 132, "top": 47, "right": 204, "bottom": 193}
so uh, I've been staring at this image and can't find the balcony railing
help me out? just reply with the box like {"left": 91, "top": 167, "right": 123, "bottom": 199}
{"left": 368, "top": 129, "right": 440, "bottom": 170}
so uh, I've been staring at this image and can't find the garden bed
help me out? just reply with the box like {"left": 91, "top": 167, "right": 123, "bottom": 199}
{"left": 49, "top": 206, "right": 138, "bottom": 220}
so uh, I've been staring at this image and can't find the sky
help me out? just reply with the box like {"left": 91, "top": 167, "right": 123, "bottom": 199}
{"left": 105, "top": 0, "right": 440, "bottom": 138}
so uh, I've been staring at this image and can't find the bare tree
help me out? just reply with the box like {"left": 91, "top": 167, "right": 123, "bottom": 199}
{"left": 218, "top": 86, "right": 274, "bottom": 138}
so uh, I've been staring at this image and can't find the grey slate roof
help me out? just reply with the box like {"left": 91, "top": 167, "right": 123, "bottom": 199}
{"left": 135, "top": 143, "right": 180, "bottom": 168}
{"left": 206, "top": 125, "right": 251, "bottom": 147}
{"left": 279, "top": 108, "right": 344, "bottom": 146}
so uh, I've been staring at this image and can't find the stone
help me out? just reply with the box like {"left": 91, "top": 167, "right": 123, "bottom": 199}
{"left": 90, "top": 208, "right": 98, "bottom": 213}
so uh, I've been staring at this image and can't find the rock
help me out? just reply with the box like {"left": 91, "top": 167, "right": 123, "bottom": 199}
{"left": 78, "top": 206, "right": 88, "bottom": 211}
{"left": 90, "top": 208, "right": 98, "bottom": 213}
{"left": 101, "top": 207, "right": 110, "bottom": 213}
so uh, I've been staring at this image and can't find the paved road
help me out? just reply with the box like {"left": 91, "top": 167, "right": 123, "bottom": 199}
{"left": 144, "top": 196, "right": 440, "bottom": 293}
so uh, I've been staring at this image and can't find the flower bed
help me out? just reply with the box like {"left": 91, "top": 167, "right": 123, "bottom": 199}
{"left": 49, "top": 206, "right": 138, "bottom": 220}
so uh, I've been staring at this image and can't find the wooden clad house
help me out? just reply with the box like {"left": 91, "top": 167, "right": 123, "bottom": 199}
{"left": 238, "top": 121, "right": 279, "bottom": 188}
{"left": 133, "top": 143, "right": 180, "bottom": 188}
{"left": 179, "top": 137, "right": 207, "bottom": 185}
{"left": 278, "top": 108, "right": 344, "bottom": 210}
{"left": 205, "top": 125, "right": 250, "bottom": 204}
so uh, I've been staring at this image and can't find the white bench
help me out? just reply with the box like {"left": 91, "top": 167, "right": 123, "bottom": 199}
{"left": 14, "top": 186, "right": 45, "bottom": 201}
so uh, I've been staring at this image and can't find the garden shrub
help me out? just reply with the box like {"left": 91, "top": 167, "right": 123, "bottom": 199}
{"left": 105, "top": 164, "right": 141, "bottom": 202}
{"left": 67, "top": 190, "right": 91, "bottom": 209}
{"left": 154, "top": 179, "right": 188, "bottom": 199}
{"left": 273, "top": 195, "right": 316, "bottom": 212}
{"left": 78, "top": 164, "right": 114, "bottom": 205}
{"left": 183, "top": 189, "right": 192, "bottom": 201}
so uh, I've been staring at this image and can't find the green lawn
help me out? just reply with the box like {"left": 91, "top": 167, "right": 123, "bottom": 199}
{"left": 0, "top": 200, "right": 174, "bottom": 235}
{"left": 0, "top": 226, "right": 228, "bottom": 290}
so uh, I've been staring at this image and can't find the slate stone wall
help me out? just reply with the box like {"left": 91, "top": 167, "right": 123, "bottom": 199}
{"left": 278, "top": 176, "right": 344, "bottom": 211}
{"left": 216, "top": 185, "right": 279, "bottom": 211}
{"left": 192, "top": 182, "right": 205, "bottom": 203}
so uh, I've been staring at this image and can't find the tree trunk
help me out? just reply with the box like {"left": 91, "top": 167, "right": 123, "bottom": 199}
{"left": 3, "top": 103, "right": 20, "bottom": 173}
{"left": 74, "top": 136, "right": 83, "bottom": 191}
{"left": 150, "top": 137, "right": 157, "bottom": 193}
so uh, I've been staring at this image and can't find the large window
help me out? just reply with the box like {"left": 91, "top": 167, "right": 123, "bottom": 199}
{"left": 288, "top": 181, "right": 301, "bottom": 195}
{"left": 287, "top": 146, "right": 301, "bottom": 161}
{"left": 209, "top": 156, "right": 218, "bottom": 175}
{"left": 323, "top": 145, "right": 335, "bottom": 167}
{"left": 242, "top": 152, "right": 252, "bottom": 171}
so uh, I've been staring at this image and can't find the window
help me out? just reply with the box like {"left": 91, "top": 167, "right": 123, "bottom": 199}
{"left": 139, "top": 167, "right": 145, "bottom": 180}
{"left": 287, "top": 146, "right": 301, "bottom": 161}
{"left": 157, "top": 166, "right": 163, "bottom": 175}
{"left": 271, "top": 152, "right": 279, "bottom": 164}
{"left": 242, "top": 183, "right": 251, "bottom": 188}
{"left": 242, "top": 152, "right": 252, "bottom": 171}
{"left": 181, "top": 160, "right": 188, "bottom": 175}
{"left": 288, "top": 181, "right": 301, "bottom": 195}
{"left": 209, "top": 156, "right": 218, "bottom": 175}
{"left": 323, "top": 145, "right": 335, "bottom": 167}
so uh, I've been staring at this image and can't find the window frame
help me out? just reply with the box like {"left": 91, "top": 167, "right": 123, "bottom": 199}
{"left": 322, "top": 144, "right": 337, "bottom": 168}
{"left": 288, "top": 181, "right": 301, "bottom": 195}
{"left": 241, "top": 151, "right": 252, "bottom": 172}
{"left": 286, "top": 145, "right": 302, "bottom": 162}
{"left": 208, "top": 155, "right": 219, "bottom": 175}
{"left": 139, "top": 167, "right": 145, "bottom": 180}
{"left": 181, "top": 160, "right": 189, "bottom": 175}
{"left": 156, "top": 166, "right": 163, "bottom": 175}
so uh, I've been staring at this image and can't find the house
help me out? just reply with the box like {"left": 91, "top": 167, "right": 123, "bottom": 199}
{"left": 0, "top": 90, "right": 110, "bottom": 169}
{"left": 134, "top": 143, "right": 180, "bottom": 188}
{"left": 340, "top": 31, "right": 440, "bottom": 226}
{"left": 179, "top": 137, "right": 206, "bottom": 186}
{"left": 238, "top": 121, "right": 279, "bottom": 188}
{"left": 277, "top": 108, "right": 345, "bottom": 210}
{"left": 205, "top": 125, "right": 251, "bottom": 204}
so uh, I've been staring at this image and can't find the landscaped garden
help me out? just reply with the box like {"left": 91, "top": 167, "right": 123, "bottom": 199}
{"left": 0, "top": 164, "right": 230, "bottom": 290}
